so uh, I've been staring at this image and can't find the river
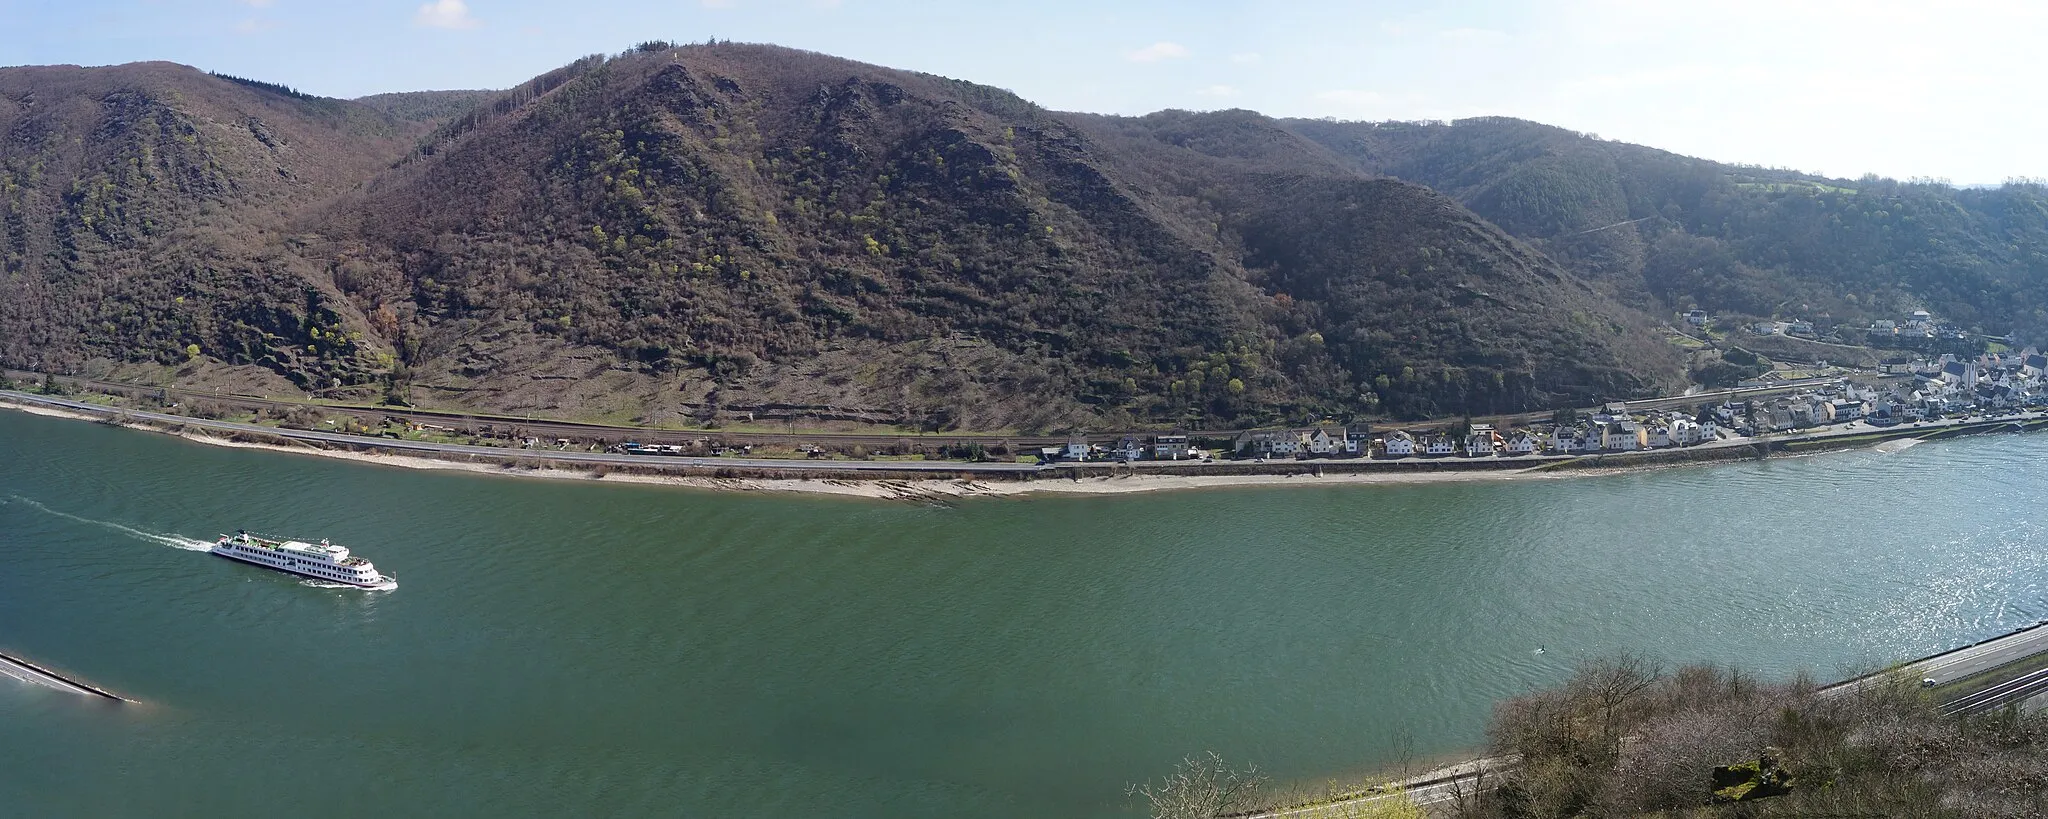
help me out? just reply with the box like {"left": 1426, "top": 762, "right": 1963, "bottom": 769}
{"left": 2, "top": 410, "right": 2044, "bottom": 817}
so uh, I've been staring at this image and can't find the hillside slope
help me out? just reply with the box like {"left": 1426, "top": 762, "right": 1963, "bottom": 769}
{"left": 0, "top": 62, "right": 422, "bottom": 385}
{"left": 312, "top": 45, "right": 1681, "bottom": 427}
{"left": 0, "top": 47, "right": 1689, "bottom": 429}
{"left": 1289, "top": 116, "right": 2048, "bottom": 341}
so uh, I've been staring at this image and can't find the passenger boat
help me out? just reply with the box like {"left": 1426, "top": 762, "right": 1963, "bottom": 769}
{"left": 211, "top": 530, "right": 391, "bottom": 588}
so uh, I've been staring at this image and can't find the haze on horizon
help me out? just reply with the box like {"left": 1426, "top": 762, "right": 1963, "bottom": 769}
{"left": 6, "top": 0, "right": 2045, "bottom": 185}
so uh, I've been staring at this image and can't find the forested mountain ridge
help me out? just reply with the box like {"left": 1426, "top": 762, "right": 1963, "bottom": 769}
{"left": 1287, "top": 116, "right": 2048, "bottom": 341}
{"left": 0, "top": 62, "right": 433, "bottom": 386}
{"left": 5, "top": 45, "right": 1696, "bottom": 429}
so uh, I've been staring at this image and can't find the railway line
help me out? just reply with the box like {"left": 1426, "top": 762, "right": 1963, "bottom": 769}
{"left": 0, "top": 392, "right": 1049, "bottom": 474}
{"left": 1942, "top": 665, "right": 2048, "bottom": 716}
{"left": 3, "top": 368, "right": 1853, "bottom": 452}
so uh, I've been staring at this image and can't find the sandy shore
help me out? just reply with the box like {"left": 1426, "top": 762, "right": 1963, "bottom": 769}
{"left": 2, "top": 399, "right": 1594, "bottom": 501}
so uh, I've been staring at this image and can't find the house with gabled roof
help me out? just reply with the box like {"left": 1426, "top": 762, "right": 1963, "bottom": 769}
{"left": 1600, "top": 421, "right": 1643, "bottom": 451}
{"left": 1307, "top": 428, "right": 1342, "bottom": 456}
{"left": 1503, "top": 429, "right": 1540, "bottom": 454}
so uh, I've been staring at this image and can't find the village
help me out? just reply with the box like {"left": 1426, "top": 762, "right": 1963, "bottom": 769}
{"left": 1039, "top": 346, "right": 2048, "bottom": 465}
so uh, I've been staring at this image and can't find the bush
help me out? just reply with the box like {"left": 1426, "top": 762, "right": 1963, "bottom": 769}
{"left": 1450, "top": 657, "right": 2048, "bottom": 819}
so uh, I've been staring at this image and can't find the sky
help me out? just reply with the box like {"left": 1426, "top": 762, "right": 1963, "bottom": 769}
{"left": 4, "top": 0, "right": 2046, "bottom": 184}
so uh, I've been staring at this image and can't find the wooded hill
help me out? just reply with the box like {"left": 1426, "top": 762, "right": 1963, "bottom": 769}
{"left": 1287, "top": 116, "right": 2048, "bottom": 342}
{"left": 30, "top": 44, "right": 2024, "bottom": 430}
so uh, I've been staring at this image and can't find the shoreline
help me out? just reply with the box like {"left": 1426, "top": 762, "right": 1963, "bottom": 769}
{"left": 0, "top": 395, "right": 2012, "bottom": 501}
{"left": 0, "top": 398, "right": 1606, "bottom": 500}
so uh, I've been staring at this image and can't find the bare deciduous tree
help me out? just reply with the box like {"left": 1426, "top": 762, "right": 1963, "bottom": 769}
{"left": 1128, "top": 751, "right": 1267, "bottom": 819}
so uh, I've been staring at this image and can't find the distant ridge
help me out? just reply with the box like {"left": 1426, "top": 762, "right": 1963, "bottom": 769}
{"left": 17, "top": 43, "right": 2039, "bottom": 431}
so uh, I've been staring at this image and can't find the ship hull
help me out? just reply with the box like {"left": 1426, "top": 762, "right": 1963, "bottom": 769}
{"left": 210, "top": 548, "right": 385, "bottom": 588}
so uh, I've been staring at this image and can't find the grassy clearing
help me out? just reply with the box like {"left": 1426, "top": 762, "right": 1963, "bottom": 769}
{"left": 1735, "top": 181, "right": 1858, "bottom": 195}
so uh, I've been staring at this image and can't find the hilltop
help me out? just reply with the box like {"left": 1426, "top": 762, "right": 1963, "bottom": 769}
{"left": 0, "top": 61, "right": 429, "bottom": 389}
{"left": 19, "top": 44, "right": 1930, "bottom": 431}
{"left": 1286, "top": 116, "right": 2048, "bottom": 341}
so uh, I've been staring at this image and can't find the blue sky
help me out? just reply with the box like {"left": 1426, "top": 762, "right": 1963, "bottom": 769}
{"left": 5, "top": 0, "right": 2045, "bottom": 183}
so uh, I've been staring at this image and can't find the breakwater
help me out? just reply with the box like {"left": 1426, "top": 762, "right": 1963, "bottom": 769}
{"left": 0, "top": 649, "right": 128, "bottom": 702}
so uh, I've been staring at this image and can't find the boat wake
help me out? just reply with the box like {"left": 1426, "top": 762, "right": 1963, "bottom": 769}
{"left": 0, "top": 495, "right": 214, "bottom": 551}
{"left": 299, "top": 577, "right": 399, "bottom": 592}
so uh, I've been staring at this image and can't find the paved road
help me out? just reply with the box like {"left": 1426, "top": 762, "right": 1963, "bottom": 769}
{"left": 1908, "top": 622, "right": 2048, "bottom": 688}
{"left": 1, "top": 392, "right": 1049, "bottom": 475}
{"left": 9, "top": 390, "right": 2043, "bottom": 481}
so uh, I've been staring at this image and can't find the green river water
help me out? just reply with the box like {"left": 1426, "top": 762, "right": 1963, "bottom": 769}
{"left": 2, "top": 409, "right": 2045, "bottom": 817}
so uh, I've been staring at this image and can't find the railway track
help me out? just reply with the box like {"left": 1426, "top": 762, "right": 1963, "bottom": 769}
{"left": 1941, "top": 665, "right": 2048, "bottom": 716}
{"left": 4, "top": 368, "right": 1858, "bottom": 452}
{"left": 1, "top": 370, "right": 1122, "bottom": 448}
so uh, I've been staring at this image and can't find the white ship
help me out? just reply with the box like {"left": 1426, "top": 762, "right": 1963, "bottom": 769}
{"left": 212, "top": 531, "right": 392, "bottom": 588}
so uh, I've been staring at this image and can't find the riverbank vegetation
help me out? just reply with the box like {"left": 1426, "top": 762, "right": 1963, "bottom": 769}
{"left": 1465, "top": 656, "right": 2048, "bottom": 817}
{"left": 1150, "top": 656, "right": 2048, "bottom": 819}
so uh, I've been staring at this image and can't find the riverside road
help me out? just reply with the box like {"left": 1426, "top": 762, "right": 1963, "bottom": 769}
{"left": 7, "top": 388, "right": 2039, "bottom": 481}
{"left": 2, "top": 392, "right": 1046, "bottom": 474}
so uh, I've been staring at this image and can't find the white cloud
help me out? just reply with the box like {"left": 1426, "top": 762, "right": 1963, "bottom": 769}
{"left": 1228, "top": 52, "right": 1261, "bottom": 65}
{"left": 240, "top": 0, "right": 275, "bottom": 7}
{"left": 414, "top": 0, "right": 478, "bottom": 29}
{"left": 233, "top": 17, "right": 278, "bottom": 34}
{"left": 1197, "top": 85, "right": 1239, "bottom": 97}
{"left": 1125, "top": 41, "right": 1189, "bottom": 63}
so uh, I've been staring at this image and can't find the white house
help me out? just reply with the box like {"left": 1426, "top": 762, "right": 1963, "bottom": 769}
{"left": 1113, "top": 436, "right": 1145, "bottom": 462}
{"left": 1669, "top": 417, "right": 1703, "bottom": 445}
{"left": 1381, "top": 430, "right": 1416, "bottom": 457}
{"left": 1307, "top": 428, "right": 1342, "bottom": 456}
{"left": 1062, "top": 436, "right": 1090, "bottom": 461}
{"left": 1152, "top": 434, "right": 1191, "bottom": 460}
{"left": 1465, "top": 423, "right": 1498, "bottom": 456}
{"left": 1504, "top": 430, "right": 1540, "bottom": 454}
{"left": 1423, "top": 434, "right": 1458, "bottom": 456}
{"left": 1601, "top": 421, "right": 1643, "bottom": 451}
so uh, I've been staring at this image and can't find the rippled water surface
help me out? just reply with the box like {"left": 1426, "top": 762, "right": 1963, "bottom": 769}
{"left": 3, "top": 411, "right": 2045, "bottom": 817}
